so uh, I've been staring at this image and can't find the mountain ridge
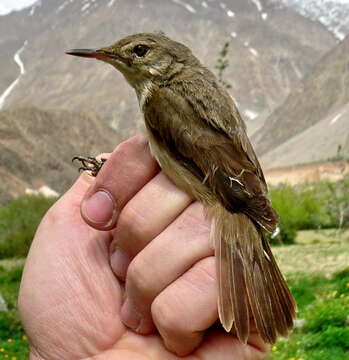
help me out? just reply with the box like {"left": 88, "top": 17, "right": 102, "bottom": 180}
{"left": 0, "top": 0, "right": 336, "bottom": 138}
{"left": 1, "top": 0, "right": 349, "bottom": 200}
{"left": 255, "top": 34, "right": 349, "bottom": 166}
{"left": 0, "top": 106, "right": 120, "bottom": 205}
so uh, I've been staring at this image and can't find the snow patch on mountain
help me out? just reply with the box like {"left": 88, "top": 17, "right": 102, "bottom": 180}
{"left": 81, "top": 2, "right": 91, "bottom": 12}
{"left": 57, "top": 1, "right": 70, "bottom": 13}
{"left": 15, "top": 45, "right": 27, "bottom": 75}
{"left": 0, "top": 41, "right": 28, "bottom": 110}
{"left": 251, "top": 0, "right": 263, "bottom": 12}
{"left": 80, "top": 0, "right": 99, "bottom": 17}
{"left": 29, "top": 0, "right": 41, "bottom": 16}
{"left": 330, "top": 112, "right": 343, "bottom": 125}
{"left": 172, "top": 0, "right": 196, "bottom": 13}
{"left": 108, "top": 0, "right": 117, "bottom": 7}
{"left": 0, "top": 4, "right": 9, "bottom": 15}
{"left": 270, "top": 0, "right": 349, "bottom": 40}
{"left": 245, "top": 109, "right": 259, "bottom": 119}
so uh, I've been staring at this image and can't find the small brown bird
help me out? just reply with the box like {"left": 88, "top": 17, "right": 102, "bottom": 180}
{"left": 66, "top": 32, "right": 296, "bottom": 344}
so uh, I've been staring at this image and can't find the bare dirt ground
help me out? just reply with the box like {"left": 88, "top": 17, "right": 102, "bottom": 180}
{"left": 265, "top": 161, "right": 349, "bottom": 186}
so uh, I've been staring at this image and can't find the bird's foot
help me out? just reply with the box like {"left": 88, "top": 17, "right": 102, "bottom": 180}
{"left": 72, "top": 156, "right": 107, "bottom": 177}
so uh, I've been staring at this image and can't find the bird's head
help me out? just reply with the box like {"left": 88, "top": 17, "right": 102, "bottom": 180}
{"left": 66, "top": 32, "right": 199, "bottom": 97}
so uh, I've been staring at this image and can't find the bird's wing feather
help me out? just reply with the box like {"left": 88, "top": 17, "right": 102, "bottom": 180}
{"left": 144, "top": 86, "right": 277, "bottom": 231}
{"left": 144, "top": 86, "right": 294, "bottom": 342}
{"left": 172, "top": 74, "right": 266, "bottom": 185}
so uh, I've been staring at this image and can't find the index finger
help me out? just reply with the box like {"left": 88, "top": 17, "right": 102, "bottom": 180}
{"left": 81, "top": 135, "right": 159, "bottom": 230}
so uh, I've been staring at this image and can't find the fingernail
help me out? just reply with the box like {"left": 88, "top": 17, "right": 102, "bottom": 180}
{"left": 82, "top": 190, "right": 115, "bottom": 226}
{"left": 110, "top": 248, "right": 130, "bottom": 279}
{"left": 121, "top": 298, "right": 142, "bottom": 331}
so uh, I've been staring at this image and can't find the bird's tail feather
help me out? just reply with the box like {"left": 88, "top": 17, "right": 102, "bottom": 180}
{"left": 211, "top": 204, "right": 296, "bottom": 344}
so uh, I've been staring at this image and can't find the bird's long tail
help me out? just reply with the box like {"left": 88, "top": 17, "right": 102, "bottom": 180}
{"left": 211, "top": 204, "right": 296, "bottom": 344}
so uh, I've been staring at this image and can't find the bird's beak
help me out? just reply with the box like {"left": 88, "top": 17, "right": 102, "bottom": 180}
{"left": 65, "top": 48, "right": 129, "bottom": 66}
{"left": 65, "top": 48, "right": 108, "bottom": 60}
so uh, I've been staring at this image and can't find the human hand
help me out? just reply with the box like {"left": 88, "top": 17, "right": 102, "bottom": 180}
{"left": 19, "top": 136, "right": 269, "bottom": 359}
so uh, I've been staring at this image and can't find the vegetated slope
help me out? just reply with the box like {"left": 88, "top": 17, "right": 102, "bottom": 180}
{"left": 0, "top": 106, "right": 120, "bottom": 205}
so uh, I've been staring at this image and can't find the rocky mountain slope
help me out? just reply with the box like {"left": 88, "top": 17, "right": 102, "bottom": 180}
{"left": 1, "top": 0, "right": 349, "bottom": 199}
{"left": 0, "top": 106, "right": 120, "bottom": 205}
{"left": 254, "top": 35, "right": 349, "bottom": 165}
{"left": 269, "top": 0, "right": 349, "bottom": 41}
{"left": 260, "top": 103, "right": 349, "bottom": 169}
{"left": 0, "top": 0, "right": 335, "bottom": 138}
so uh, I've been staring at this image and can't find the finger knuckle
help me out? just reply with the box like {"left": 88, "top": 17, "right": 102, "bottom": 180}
{"left": 116, "top": 203, "right": 150, "bottom": 246}
{"left": 127, "top": 255, "right": 153, "bottom": 295}
{"left": 116, "top": 135, "right": 147, "bottom": 155}
{"left": 114, "top": 137, "right": 133, "bottom": 154}
{"left": 152, "top": 295, "right": 182, "bottom": 335}
{"left": 181, "top": 203, "right": 211, "bottom": 235}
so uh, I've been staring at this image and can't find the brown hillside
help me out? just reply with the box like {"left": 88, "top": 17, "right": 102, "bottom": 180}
{"left": 265, "top": 161, "right": 349, "bottom": 186}
{"left": 253, "top": 35, "right": 349, "bottom": 156}
{"left": 0, "top": 106, "right": 120, "bottom": 205}
{"left": 260, "top": 102, "right": 349, "bottom": 169}
{"left": 0, "top": 0, "right": 335, "bottom": 138}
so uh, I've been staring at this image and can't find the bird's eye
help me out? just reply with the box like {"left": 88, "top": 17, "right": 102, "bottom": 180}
{"left": 133, "top": 44, "right": 149, "bottom": 57}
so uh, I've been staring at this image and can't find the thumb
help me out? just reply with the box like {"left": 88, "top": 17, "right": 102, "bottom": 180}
{"left": 80, "top": 135, "right": 159, "bottom": 231}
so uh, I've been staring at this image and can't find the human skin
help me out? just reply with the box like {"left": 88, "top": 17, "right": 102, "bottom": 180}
{"left": 18, "top": 135, "right": 269, "bottom": 360}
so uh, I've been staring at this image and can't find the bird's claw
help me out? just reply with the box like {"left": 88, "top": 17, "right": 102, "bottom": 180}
{"left": 72, "top": 156, "right": 107, "bottom": 177}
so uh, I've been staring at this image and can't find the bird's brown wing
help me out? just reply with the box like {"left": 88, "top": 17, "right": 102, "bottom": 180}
{"left": 144, "top": 86, "right": 278, "bottom": 231}
{"left": 172, "top": 73, "right": 267, "bottom": 187}
{"left": 144, "top": 86, "right": 294, "bottom": 343}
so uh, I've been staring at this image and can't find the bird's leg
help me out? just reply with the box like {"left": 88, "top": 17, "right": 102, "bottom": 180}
{"left": 72, "top": 156, "right": 107, "bottom": 177}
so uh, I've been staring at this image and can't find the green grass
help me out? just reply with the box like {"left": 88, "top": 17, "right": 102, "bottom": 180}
{"left": 0, "top": 194, "right": 56, "bottom": 259}
{"left": 0, "top": 196, "right": 55, "bottom": 357}
{"left": 268, "top": 268, "right": 349, "bottom": 360}
{"left": 2, "top": 264, "right": 347, "bottom": 360}
{"left": 0, "top": 195, "right": 348, "bottom": 359}
{"left": 269, "top": 231, "right": 349, "bottom": 359}
{"left": 0, "top": 265, "right": 29, "bottom": 360}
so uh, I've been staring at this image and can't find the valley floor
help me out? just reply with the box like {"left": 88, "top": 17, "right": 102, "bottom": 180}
{"left": 0, "top": 230, "right": 348, "bottom": 360}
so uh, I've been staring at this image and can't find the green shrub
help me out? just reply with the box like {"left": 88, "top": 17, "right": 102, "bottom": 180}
{"left": 0, "top": 195, "right": 56, "bottom": 259}
{"left": 319, "top": 175, "right": 349, "bottom": 229}
{"left": 269, "top": 221, "right": 297, "bottom": 245}
{"left": 270, "top": 184, "right": 332, "bottom": 229}
{"left": 0, "top": 311, "right": 23, "bottom": 339}
{"left": 268, "top": 268, "right": 349, "bottom": 360}
{"left": 334, "top": 267, "right": 349, "bottom": 280}
{"left": 0, "top": 266, "right": 29, "bottom": 359}
{"left": 305, "top": 296, "right": 348, "bottom": 332}
{"left": 0, "top": 266, "right": 23, "bottom": 284}
{"left": 0, "top": 266, "right": 23, "bottom": 310}
{"left": 301, "top": 348, "right": 349, "bottom": 360}
{"left": 305, "top": 326, "right": 349, "bottom": 349}
{"left": 257, "top": 177, "right": 346, "bottom": 243}
{"left": 288, "top": 273, "right": 328, "bottom": 309}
